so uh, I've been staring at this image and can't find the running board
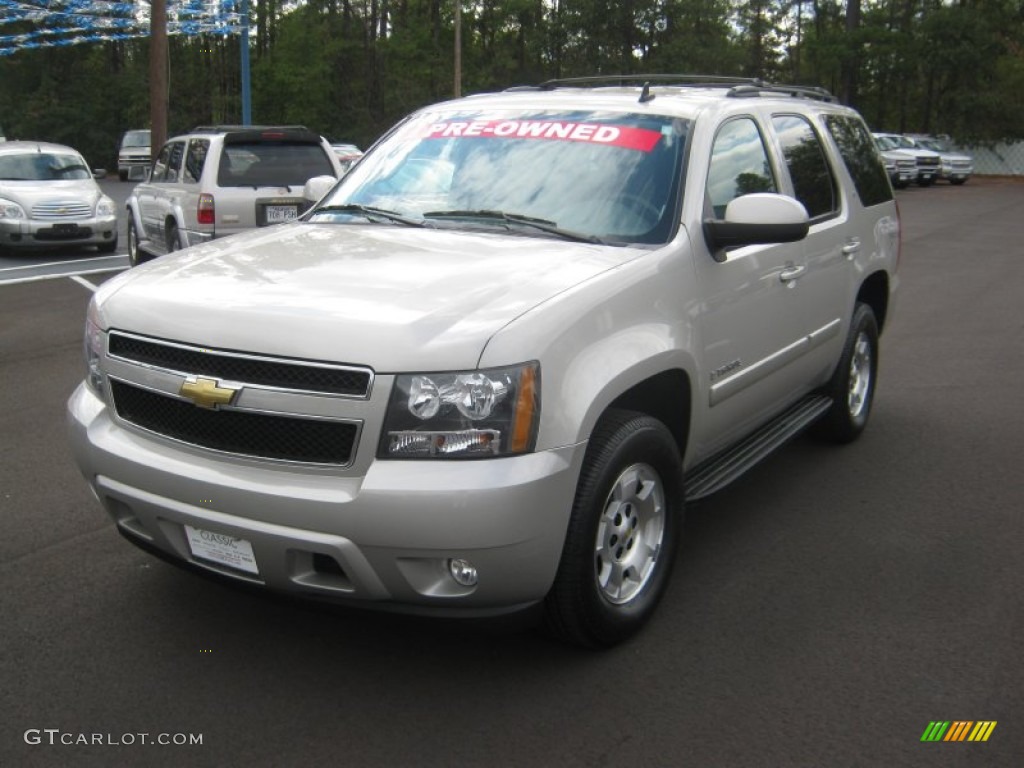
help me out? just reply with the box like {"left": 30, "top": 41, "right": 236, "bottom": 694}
{"left": 685, "top": 394, "right": 833, "bottom": 501}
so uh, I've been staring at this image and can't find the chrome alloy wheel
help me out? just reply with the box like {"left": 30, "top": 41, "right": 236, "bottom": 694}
{"left": 847, "top": 331, "right": 873, "bottom": 420}
{"left": 594, "top": 462, "right": 666, "bottom": 605}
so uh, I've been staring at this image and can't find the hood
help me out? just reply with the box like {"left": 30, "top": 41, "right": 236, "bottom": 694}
{"left": 0, "top": 179, "right": 104, "bottom": 209}
{"left": 96, "top": 222, "right": 642, "bottom": 371}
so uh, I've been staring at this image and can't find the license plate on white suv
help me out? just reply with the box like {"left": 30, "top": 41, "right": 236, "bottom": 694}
{"left": 265, "top": 205, "right": 299, "bottom": 223}
{"left": 184, "top": 525, "right": 259, "bottom": 575}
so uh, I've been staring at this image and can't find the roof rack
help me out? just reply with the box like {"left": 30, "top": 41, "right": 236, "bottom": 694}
{"left": 190, "top": 125, "right": 312, "bottom": 134}
{"left": 506, "top": 75, "right": 836, "bottom": 104}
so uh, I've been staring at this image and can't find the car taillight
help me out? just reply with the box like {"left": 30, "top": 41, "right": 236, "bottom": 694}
{"left": 197, "top": 194, "right": 215, "bottom": 225}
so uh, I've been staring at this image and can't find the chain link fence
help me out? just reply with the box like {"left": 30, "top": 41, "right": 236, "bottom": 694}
{"left": 953, "top": 141, "right": 1024, "bottom": 176}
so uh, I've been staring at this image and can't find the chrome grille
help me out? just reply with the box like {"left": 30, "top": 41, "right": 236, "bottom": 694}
{"left": 110, "top": 380, "right": 358, "bottom": 465}
{"left": 108, "top": 331, "right": 373, "bottom": 397}
{"left": 32, "top": 200, "right": 92, "bottom": 219}
{"left": 916, "top": 157, "right": 940, "bottom": 168}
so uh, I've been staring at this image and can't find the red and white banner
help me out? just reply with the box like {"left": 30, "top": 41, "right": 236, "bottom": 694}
{"left": 423, "top": 120, "right": 663, "bottom": 152}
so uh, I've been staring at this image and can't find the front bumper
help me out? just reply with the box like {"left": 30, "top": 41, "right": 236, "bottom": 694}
{"left": 0, "top": 214, "right": 117, "bottom": 250}
{"left": 67, "top": 382, "right": 584, "bottom": 616}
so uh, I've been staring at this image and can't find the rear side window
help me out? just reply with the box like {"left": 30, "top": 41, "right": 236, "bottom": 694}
{"left": 824, "top": 115, "right": 893, "bottom": 207}
{"left": 217, "top": 142, "right": 336, "bottom": 187}
{"left": 706, "top": 118, "right": 777, "bottom": 218}
{"left": 150, "top": 143, "right": 173, "bottom": 183}
{"left": 771, "top": 114, "right": 838, "bottom": 219}
{"left": 183, "top": 139, "right": 209, "bottom": 184}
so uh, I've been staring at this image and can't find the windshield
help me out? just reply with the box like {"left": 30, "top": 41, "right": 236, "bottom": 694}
{"left": 0, "top": 152, "right": 91, "bottom": 180}
{"left": 311, "top": 109, "right": 689, "bottom": 245}
{"left": 122, "top": 131, "right": 150, "bottom": 148}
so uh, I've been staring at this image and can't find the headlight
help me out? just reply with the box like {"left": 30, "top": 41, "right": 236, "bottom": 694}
{"left": 379, "top": 362, "right": 540, "bottom": 458}
{"left": 0, "top": 197, "right": 26, "bottom": 219}
{"left": 84, "top": 301, "right": 105, "bottom": 395}
{"left": 95, "top": 195, "right": 115, "bottom": 217}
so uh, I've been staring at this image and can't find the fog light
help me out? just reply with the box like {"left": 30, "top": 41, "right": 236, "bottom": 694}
{"left": 448, "top": 558, "right": 478, "bottom": 587}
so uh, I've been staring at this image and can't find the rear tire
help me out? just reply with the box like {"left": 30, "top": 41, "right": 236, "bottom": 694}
{"left": 166, "top": 222, "right": 184, "bottom": 253}
{"left": 544, "top": 409, "right": 683, "bottom": 648}
{"left": 127, "top": 219, "right": 145, "bottom": 266}
{"left": 813, "top": 302, "right": 879, "bottom": 444}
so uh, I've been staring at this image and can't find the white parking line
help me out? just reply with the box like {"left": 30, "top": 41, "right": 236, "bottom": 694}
{"left": 70, "top": 275, "right": 98, "bottom": 292}
{"left": 0, "top": 265, "right": 127, "bottom": 286}
{"left": 0, "top": 254, "right": 124, "bottom": 274}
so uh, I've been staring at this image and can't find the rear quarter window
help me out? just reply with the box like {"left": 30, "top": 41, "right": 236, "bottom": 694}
{"left": 771, "top": 114, "right": 838, "bottom": 219}
{"left": 824, "top": 115, "right": 893, "bottom": 207}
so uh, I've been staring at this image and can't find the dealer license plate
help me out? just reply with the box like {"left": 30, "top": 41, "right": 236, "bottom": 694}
{"left": 184, "top": 525, "right": 259, "bottom": 575}
{"left": 265, "top": 205, "right": 299, "bottom": 223}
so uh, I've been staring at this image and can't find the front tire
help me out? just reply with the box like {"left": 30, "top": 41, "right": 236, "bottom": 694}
{"left": 545, "top": 410, "right": 683, "bottom": 648}
{"left": 813, "top": 302, "right": 879, "bottom": 443}
{"left": 96, "top": 236, "right": 118, "bottom": 255}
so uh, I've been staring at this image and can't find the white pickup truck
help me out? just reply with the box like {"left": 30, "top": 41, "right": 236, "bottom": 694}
{"left": 69, "top": 76, "right": 900, "bottom": 647}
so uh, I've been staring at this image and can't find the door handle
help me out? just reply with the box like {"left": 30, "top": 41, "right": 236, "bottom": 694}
{"left": 779, "top": 265, "right": 806, "bottom": 283}
{"left": 842, "top": 238, "right": 861, "bottom": 259}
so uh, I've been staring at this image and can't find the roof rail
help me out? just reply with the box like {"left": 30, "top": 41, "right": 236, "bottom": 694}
{"left": 506, "top": 75, "right": 836, "bottom": 103}
{"left": 190, "top": 125, "right": 311, "bottom": 133}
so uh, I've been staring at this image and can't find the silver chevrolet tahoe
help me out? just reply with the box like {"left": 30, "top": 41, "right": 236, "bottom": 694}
{"left": 68, "top": 76, "right": 900, "bottom": 647}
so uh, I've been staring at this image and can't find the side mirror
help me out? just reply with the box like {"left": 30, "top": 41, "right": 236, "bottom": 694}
{"left": 304, "top": 175, "right": 337, "bottom": 203}
{"left": 703, "top": 193, "right": 809, "bottom": 260}
{"left": 92, "top": 168, "right": 107, "bottom": 180}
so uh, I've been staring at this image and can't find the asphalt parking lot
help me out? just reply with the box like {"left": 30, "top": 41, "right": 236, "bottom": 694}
{"left": 1, "top": 178, "right": 1022, "bottom": 767}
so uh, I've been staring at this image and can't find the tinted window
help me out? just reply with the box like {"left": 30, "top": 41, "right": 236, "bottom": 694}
{"left": 217, "top": 142, "right": 335, "bottom": 187}
{"left": 165, "top": 141, "right": 185, "bottom": 183}
{"left": 824, "top": 115, "right": 893, "bottom": 207}
{"left": 771, "top": 114, "right": 838, "bottom": 219}
{"left": 150, "top": 143, "right": 173, "bottom": 183}
{"left": 706, "top": 118, "right": 777, "bottom": 218}
{"left": 183, "top": 139, "right": 209, "bottom": 184}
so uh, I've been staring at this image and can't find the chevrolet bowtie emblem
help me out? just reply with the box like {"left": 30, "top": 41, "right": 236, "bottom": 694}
{"left": 179, "top": 377, "right": 239, "bottom": 409}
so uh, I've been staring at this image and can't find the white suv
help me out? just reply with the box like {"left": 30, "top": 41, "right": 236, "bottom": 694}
{"left": 70, "top": 77, "right": 900, "bottom": 647}
{"left": 125, "top": 125, "right": 343, "bottom": 265}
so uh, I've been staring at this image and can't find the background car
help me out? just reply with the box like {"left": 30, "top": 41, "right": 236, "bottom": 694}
{"left": 873, "top": 136, "right": 917, "bottom": 189}
{"left": 872, "top": 132, "right": 941, "bottom": 186}
{"left": 330, "top": 142, "right": 364, "bottom": 174}
{"left": 0, "top": 140, "right": 118, "bottom": 255}
{"left": 117, "top": 129, "right": 151, "bottom": 181}
{"left": 126, "top": 124, "right": 344, "bottom": 265}
{"left": 904, "top": 135, "right": 973, "bottom": 185}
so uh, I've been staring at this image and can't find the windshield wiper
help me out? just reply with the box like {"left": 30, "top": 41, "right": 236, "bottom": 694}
{"left": 312, "top": 204, "right": 429, "bottom": 228}
{"left": 423, "top": 209, "right": 612, "bottom": 245}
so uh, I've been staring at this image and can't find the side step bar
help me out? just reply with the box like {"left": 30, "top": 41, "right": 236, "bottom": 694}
{"left": 685, "top": 394, "right": 833, "bottom": 501}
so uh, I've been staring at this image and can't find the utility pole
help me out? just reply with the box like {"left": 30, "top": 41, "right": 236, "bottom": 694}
{"left": 454, "top": 0, "right": 461, "bottom": 98}
{"left": 241, "top": 0, "right": 251, "bottom": 124}
{"left": 149, "top": 0, "right": 168, "bottom": 151}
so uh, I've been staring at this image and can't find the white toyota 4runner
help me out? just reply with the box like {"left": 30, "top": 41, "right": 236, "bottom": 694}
{"left": 68, "top": 76, "right": 900, "bottom": 647}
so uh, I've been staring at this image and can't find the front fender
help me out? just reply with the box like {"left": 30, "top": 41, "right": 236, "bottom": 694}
{"left": 479, "top": 240, "right": 701, "bottom": 452}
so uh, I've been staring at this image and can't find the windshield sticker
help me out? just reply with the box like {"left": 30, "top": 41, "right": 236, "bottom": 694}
{"left": 423, "top": 120, "right": 663, "bottom": 152}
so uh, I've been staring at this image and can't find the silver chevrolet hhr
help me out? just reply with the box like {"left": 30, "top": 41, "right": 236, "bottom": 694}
{"left": 0, "top": 141, "right": 118, "bottom": 255}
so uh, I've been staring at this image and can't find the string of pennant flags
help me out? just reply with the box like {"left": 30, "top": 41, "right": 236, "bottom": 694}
{"left": 0, "top": 0, "right": 246, "bottom": 56}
